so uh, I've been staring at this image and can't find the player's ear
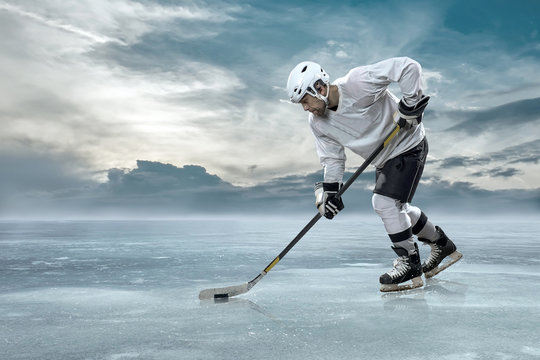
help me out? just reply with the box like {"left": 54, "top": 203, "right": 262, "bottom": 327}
{"left": 315, "top": 80, "right": 327, "bottom": 96}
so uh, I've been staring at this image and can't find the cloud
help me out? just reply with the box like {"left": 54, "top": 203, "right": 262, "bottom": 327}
{"left": 0, "top": 2, "right": 126, "bottom": 45}
{"left": 0, "top": 0, "right": 247, "bottom": 181}
{"left": 0, "top": 0, "right": 237, "bottom": 45}
{"left": 438, "top": 156, "right": 489, "bottom": 168}
{"left": 446, "top": 97, "right": 540, "bottom": 134}
{"left": 490, "top": 139, "right": 540, "bottom": 164}
{"left": 435, "top": 139, "right": 540, "bottom": 169}
{"left": 428, "top": 138, "right": 540, "bottom": 191}
{"left": 104, "top": 161, "right": 230, "bottom": 194}
{"left": 414, "top": 176, "right": 540, "bottom": 215}
{"left": 1, "top": 156, "right": 538, "bottom": 219}
{"left": 470, "top": 167, "right": 522, "bottom": 178}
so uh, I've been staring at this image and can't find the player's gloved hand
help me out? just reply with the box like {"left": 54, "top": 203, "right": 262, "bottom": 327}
{"left": 398, "top": 95, "right": 430, "bottom": 130}
{"left": 314, "top": 182, "right": 344, "bottom": 219}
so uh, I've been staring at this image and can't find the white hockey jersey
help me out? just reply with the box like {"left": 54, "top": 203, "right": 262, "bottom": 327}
{"left": 309, "top": 57, "right": 426, "bottom": 183}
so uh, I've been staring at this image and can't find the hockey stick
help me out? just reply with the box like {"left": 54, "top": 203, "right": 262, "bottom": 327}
{"left": 199, "top": 117, "right": 408, "bottom": 300}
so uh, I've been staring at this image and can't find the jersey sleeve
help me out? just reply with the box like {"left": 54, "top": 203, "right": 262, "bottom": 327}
{"left": 344, "top": 57, "right": 423, "bottom": 107}
{"left": 310, "top": 120, "right": 346, "bottom": 183}
{"left": 365, "top": 57, "right": 424, "bottom": 107}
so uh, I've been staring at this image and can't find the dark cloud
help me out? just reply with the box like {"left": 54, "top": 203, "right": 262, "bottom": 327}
{"left": 508, "top": 157, "right": 538, "bottom": 165}
{"left": 446, "top": 97, "right": 540, "bottom": 134}
{"left": 492, "top": 139, "right": 540, "bottom": 165}
{"left": 434, "top": 139, "right": 540, "bottom": 170}
{"left": 470, "top": 167, "right": 522, "bottom": 178}
{"left": 438, "top": 156, "right": 468, "bottom": 168}
{"left": 412, "top": 176, "right": 540, "bottom": 215}
{"left": 438, "top": 155, "right": 489, "bottom": 168}
{"left": 104, "top": 161, "right": 228, "bottom": 194}
{"left": 1, "top": 156, "right": 538, "bottom": 219}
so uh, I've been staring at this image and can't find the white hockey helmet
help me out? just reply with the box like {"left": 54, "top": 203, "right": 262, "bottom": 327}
{"left": 287, "top": 61, "right": 330, "bottom": 104}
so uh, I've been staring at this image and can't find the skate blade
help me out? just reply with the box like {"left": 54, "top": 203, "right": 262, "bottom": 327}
{"left": 424, "top": 251, "right": 463, "bottom": 279}
{"left": 380, "top": 276, "right": 423, "bottom": 293}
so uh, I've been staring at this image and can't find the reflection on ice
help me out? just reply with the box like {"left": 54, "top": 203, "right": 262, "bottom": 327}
{"left": 201, "top": 297, "right": 279, "bottom": 321}
{"left": 381, "top": 278, "right": 468, "bottom": 312}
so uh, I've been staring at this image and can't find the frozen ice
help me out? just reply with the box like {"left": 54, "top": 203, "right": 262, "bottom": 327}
{"left": 1, "top": 216, "right": 539, "bottom": 359}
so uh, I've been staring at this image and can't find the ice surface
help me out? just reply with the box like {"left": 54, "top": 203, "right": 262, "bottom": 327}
{"left": 1, "top": 216, "right": 539, "bottom": 359}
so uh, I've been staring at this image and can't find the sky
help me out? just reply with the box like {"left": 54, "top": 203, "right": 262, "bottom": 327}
{"left": 0, "top": 0, "right": 539, "bottom": 218}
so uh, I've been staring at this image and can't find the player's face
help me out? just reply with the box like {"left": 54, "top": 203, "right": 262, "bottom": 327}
{"left": 299, "top": 94, "right": 326, "bottom": 116}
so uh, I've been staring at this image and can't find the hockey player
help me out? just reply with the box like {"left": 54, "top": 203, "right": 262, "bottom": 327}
{"left": 286, "top": 57, "right": 462, "bottom": 292}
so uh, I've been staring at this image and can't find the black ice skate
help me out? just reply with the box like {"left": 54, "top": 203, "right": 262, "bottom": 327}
{"left": 418, "top": 226, "right": 462, "bottom": 278}
{"left": 380, "top": 243, "right": 423, "bottom": 292}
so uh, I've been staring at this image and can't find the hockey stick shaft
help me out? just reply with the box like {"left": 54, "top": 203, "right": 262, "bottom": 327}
{"left": 199, "top": 118, "right": 406, "bottom": 300}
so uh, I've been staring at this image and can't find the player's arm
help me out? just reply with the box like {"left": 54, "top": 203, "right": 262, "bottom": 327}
{"left": 310, "top": 124, "right": 346, "bottom": 219}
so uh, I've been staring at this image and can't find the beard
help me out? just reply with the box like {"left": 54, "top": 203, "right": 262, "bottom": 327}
{"left": 312, "top": 102, "right": 327, "bottom": 117}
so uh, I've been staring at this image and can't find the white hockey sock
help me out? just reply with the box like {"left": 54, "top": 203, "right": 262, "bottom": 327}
{"left": 393, "top": 237, "right": 417, "bottom": 255}
{"left": 417, "top": 220, "right": 440, "bottom": 242}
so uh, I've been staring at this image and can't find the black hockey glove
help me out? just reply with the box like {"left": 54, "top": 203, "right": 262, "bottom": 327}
{"left": 314, "top": 182, "right": 345, "bottom": 219}
{"left": 398, "top": 95, "right": 430, "bottom": 130}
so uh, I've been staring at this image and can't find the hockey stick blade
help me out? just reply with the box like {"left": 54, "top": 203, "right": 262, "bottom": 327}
{"left": 199, "top": 283, "right": 249, "bottom": 300}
